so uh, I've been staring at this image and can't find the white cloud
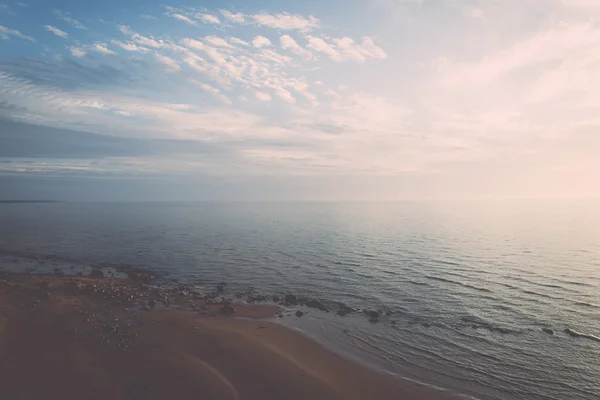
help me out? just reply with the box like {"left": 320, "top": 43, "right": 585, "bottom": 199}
{"left": 0, "top": 25, "right": 35, "bottom": 42}
{"left": 204, "top": 35, "right": 233, "bottom": 48}
{"left": 54, "top": 10, "right": 87, "bottom": 30}
{"left": 132, "top": 33, "right": 164, "bottom": 48}
{"left": 436, "top": 22, "right": 600, "bottom": 88}
{"left": 195, "top": 13, "right": 220, "bottom": 24}
{"left": 68, "top": 46, "right": 86, "bottom": 58}
{"left": 44, "top": 25, "right": 68, "bottom": 39}
{"left": 306, "top": 36, "right": 339, "bottom": 60}
{"left": 155, "top": 53, "right": 182, "bottom": 72}
{"left": 190, "top": 79, "right": 232, "bottom": 104}
{"left": 92, "top": 43, "right": 116, "bottom": 55}
{"left": 306, "top": 35, "right": 387, "bottom": 63}
{"left": 256, "top": 91, "right": 272, "bottom": 101}
{"left": 140, "top": 14, "right": 158, "bottom": 20}
{"left": 229, "top": 37, "right": 249, "bottom": 46}
{"left": 251, "top": 12, "right": 319, "bottom": 32}
{"left": 280, "top": 34, "right": 312, "bottom": 58}
{"left": 119, "top": 25, "right": 133, "bottom": 35}
{"left": 220, "top": 10, "right": 245, "bottom": 23}
{"left": 252, "top": 35, "right": 272, "bottom": 48}
{"left": 169, "top": 13, "right": 196, "bottom": 25}
{"left": 110, "top": 40, "right": 148, "bottom": 52}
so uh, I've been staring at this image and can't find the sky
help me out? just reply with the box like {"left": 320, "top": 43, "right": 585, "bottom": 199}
{"left": 1, "top": 0, "right": 600, "bottom": 201}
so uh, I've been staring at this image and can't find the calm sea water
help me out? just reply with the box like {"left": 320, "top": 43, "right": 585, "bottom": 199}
{"left": 0, "top": 201, "right": 599, "bottom": 400}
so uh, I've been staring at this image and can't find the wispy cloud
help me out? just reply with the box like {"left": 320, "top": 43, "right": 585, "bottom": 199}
{"left": 155, "top": 53, "right": 182, "bottom": 72}
{"left": 280, "top": 35, "right": 312, "bottom": 59}
{"left": 195, "top": 13, "right": 220, "bottom": 24}
{"left": 140, "top": 14, "right": 158, "bottom": 20}
{"left": 91, "top": 43, "right": 116, "bottom": 55}
{"left": 169, "top": 13, "right": 196, "bottom": 25}
{"left": 250, "top": 12, "right": 320, "bottom": 32}
{"left": 110, "top": 40, "right": 148, "bottom": 52}
{"left": 0, "top": 25, "right": 35, "bottom": 42}
{"left": 220, "top": 10, "right": 245, "bottom": 23}
{"left": 255, "top": 91, "right": 272, "bottom": 101}
{"left": 68, "top": 46, "right": 86, "bottom": 58}
{"left": 252, "top": 35, "right": 271, "bottom": 48}
{"left": 44, "top": 25, "right": 68, "bottom": 39}
{"left": 54, "top": 10, "right": 87, "bottom": 30}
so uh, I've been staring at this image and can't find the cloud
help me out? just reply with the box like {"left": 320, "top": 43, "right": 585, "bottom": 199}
{"left": 306, "top": 36, "right": 339, "bottom": 60}
{"left": 68, "top": 46, "right": 86, "bottom": 58}
{"left": 0, "top": 25, "right": 35, "bottom": 42}
{"left": 436, "top": 22, "right": 600, "bottom": 88}
{"left": 251, "top": 12, "right": 319, "bottom": 32}
{"left": 252, "top": 35, "right": 272, "bottom": 48}
{"left": 169, "top": 13, "right": 196, "bottom": 25}
{"left": 195, "top": 13, "right": 220, "bottom": 24}
{"left": 92, "top": 43, "right": 116, "bottom": 56}
{"left": 132, "top": 33, "right": 164, "bottom": 48}
{"left": 155, "top": 54, "right": 182, "bottom": 72}
{"left": 220, "top": 10, "right": 245, "bottom": 23}
{"left": 280, "top": 35, "right": 312, "bottom": 58}
{"left": 204, "top": 35, "right": 233, "bottom": 48}
{"left": 54, "top": 10, "right": 87, "bottom": 30}
{"left": 306, "top": 35, "right": 387, "bottom": 63}
{"left": 140, "top": 14, "right": 158, "bottom": 20}
{"left": 229, "top": 37, "right": 249, "bottom": 46}
{"left": 255, "top": 91, "right": 272, "bottom": 101}
{"left": 119, "top": 25, "right": 133, "bottom": 35}
{"left": 44, "top": 25, "right": 68, "bottom": 39}
{"left": 110, "top": 40, "right": 148, "bottom": 52}
{"left": 190, "top": 79, "right": 232, "bottom": 104}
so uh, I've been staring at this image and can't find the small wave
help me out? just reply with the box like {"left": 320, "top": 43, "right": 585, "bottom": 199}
{"left": 333, "top": 261, "right": 361, "bottom": 267}
{"left": 521, "top": 290, "right": 554, "bottom": 300}
{"left": 405, "top": 280, "right": 428, "bottom": 286}
{"left": 356, "top": 253, "right": 376, "bottom": 258}
{"left": 564, "top": 328, "right": 600, "bottom": 343}
{"left": 426, "top": 276, "right": 492, "bottom": 293}
{"left": 573, "top": 301, "right": 600, "bottom": 309}
{"left": 357, "top": 273, "right": 374, "bottom": 279}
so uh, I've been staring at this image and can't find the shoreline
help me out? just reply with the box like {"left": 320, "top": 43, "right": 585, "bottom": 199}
{"left": 0, "top": 271, "right": 459, "bottom": 400}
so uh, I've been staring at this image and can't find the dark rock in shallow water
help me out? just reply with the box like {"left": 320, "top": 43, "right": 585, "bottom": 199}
{"left": 364, "top": 310, "right": 380, "bottom": 319}
{"left": 295, "top": 310, "right": 304, "bottom": 317}
{"left": 337, "top": 303, "right": 355, "bottom": 316}
{"left": 89, "top": 269, "right": 104, "bottom": 278}
{"left": 285, "top": 294, "right": 298, "bottom": 305}
{"left": 305, "top": 299, "right": 324, "bottom": 310}
{"left": 542, "top": 328, "right": 554, "bottom": 335}
{"left": 216, "top": 284, "right": 225, "bottom": 293}
{"left": 220, "top": 305, "right": 236, "bottom": 315}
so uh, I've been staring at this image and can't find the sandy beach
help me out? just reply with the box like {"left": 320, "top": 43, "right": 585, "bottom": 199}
{"left": 0, "top": 271, "right": 457, "bottom": 400}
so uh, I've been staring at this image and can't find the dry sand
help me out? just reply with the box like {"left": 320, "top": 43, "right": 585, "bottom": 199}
{"left": 0, "top": 273, "right": 458, "bottom": 400}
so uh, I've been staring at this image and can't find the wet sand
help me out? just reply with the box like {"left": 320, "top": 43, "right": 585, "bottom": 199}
{"left": 0, "top": 272, "right": 457, "bottom": 400}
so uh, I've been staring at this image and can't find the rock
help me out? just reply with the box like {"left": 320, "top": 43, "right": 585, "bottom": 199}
{"left": 295, "top": 310, "right": 304, "bottom": 317}
{"left": 285, "top": 294, "right": 298, "bottom": 305}
{"left": 337, "top": 303, "right": 355, "bottom": 316}
{"left": 216, "top": 284, "right": 225, "bottom": 293}
{"left": 147, "top": 299, "right": 157, "bottom": 308}
{"left": 364, "top": 310, "right": 380, "bottom": 319}
{"left": 305, "top": 299, "right": 323, "bottom": 309}
{"left": 542, "top": 328, "right": 554, "bottom": 335}
{"left": 369, "top": 317, "right": 379, "bottom": 323}
{"left": 272, "top": 295, "right": 281, "bottom": 302}
{"left": 89, "top": 269, "right": 104, "bottom": 278}
{"left": 220, "top": 305, "right": 236, "bottom": 315}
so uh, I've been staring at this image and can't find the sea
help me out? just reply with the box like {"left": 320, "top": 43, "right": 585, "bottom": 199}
{"left": 0, "top": 200, "right": 598, "bottom": 400}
